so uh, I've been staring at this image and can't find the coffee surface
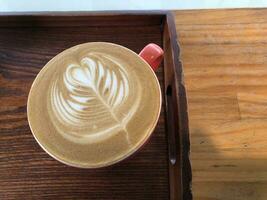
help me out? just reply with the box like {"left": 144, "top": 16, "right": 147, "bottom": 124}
{"left": 28, "top": 42, "right": 161, "bottom": 168}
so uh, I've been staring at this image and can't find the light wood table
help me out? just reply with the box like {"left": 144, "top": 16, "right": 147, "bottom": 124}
{"left": 175, "top": 9, "right": 267, "bottom": 200}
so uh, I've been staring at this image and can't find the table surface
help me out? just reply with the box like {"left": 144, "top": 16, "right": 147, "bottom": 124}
{"left": 174, "top": 9, "right": 267, "bottom": 200}
{"left": 0, "top": 9, "right": 265, "bottom": 200}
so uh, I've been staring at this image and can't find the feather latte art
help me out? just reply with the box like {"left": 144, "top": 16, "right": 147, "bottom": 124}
{"left": 49, "top": 53, "right": 140, "bottom": 144}
{"left": 27, "top": 42, "right": 161, "bottom": 168}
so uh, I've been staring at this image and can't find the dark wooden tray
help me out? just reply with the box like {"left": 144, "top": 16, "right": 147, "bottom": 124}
{"left": 0, "top": 11, "right": 191, "bottom": 200}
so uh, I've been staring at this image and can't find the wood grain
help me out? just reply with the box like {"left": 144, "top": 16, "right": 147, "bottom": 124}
{"left": 175, "top": 9, "right": 267, "bottom": 200}
{"left": 0, "top": 15, "right": 170, "bottom": 200}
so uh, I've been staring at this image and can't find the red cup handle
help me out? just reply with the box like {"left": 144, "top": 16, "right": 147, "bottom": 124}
{"left": 139, "top": 43, "right": 164, "bottom": 71}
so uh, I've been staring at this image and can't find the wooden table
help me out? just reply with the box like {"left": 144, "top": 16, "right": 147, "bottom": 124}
{"left": 0, "top": 9, "right": 266, "bottom": 200}
{"left": 175, "top": 9, "right": 267, "bottom": 200}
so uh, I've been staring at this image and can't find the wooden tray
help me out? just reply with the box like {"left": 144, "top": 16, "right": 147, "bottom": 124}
{"left": 0, "top": 11, "right": 191, "bottom": 200}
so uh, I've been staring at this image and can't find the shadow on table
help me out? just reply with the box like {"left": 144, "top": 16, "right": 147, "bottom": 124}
{"left": 190, "top": 125, "right": 266, "bottom": 200}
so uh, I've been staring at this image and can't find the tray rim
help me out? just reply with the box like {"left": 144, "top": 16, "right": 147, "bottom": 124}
{"left": 0, "top": 10, "right": 170, "bottom": 16}
{"left": 164, "top": 12, "right": 192, "bottom": 200}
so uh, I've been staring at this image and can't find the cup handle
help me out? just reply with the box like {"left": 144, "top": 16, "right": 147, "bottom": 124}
{"left": 139, "top": 43, "right": 164, "bottom": 71}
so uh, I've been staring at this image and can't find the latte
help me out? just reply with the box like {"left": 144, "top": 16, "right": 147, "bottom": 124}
{"left": 27, "top": 42, "right": 161, "bottom": 168}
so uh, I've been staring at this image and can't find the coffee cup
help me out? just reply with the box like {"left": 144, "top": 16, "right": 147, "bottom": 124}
{"left": 27, "top": 42, "right": 163, "bottom": 168}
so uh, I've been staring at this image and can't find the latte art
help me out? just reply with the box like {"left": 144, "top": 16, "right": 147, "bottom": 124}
{"left": 48, "top": 53, "right": 140, "bottom": 144}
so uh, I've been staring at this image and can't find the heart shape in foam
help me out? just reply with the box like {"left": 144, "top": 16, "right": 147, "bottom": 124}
{"left": 71, "top": 65, "right": 91, "bottom": 86}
